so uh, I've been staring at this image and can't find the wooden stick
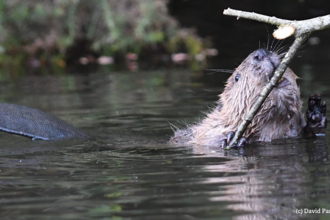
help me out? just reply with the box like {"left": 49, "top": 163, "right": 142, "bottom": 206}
{"left": 223, "top": 8, "right": 330, "bottom": 36}
{"left": 221, "top": 8, "right": 330, "bottom": 148}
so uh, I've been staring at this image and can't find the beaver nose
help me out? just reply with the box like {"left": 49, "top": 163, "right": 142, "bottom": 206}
{"left": 253, "top": 49, "right": 269, "bottom": 61}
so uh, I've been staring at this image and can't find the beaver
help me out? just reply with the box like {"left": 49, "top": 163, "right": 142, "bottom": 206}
{"left": 170, "top": 48, "right": 327, "bottom": 147}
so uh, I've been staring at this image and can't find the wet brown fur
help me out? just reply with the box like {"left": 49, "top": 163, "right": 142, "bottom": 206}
{"left": 170, "top": 49, "right": 306, "bottom": 146}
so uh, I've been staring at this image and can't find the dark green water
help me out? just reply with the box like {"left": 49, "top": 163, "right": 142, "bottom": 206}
{"left": 0, "top": 67, "right": 329, "bottom": 220}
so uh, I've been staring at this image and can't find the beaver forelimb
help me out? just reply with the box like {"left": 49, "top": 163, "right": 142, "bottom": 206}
{"left": 304, "top": 94, "right": 327, "bottom": 137}
{"left": 221, "top": 94, "right": 327, "bottom": 148}
{"left": 220, "top": 131, "right": 247, "bottom": 149}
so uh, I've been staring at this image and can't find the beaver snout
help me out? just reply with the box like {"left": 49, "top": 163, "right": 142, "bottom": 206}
{"left": 252, "top": 49, "right": 268, "bottom": 62}
{"left": 252, "top": 49, "right": 280, "bottom": 67}
{"left": 251, "top": 49, "right": 281, "bottom": 80}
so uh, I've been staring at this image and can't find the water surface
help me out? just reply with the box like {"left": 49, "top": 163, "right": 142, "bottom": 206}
{"left": 0, "top": 67, "right": 329, "bottom": 220}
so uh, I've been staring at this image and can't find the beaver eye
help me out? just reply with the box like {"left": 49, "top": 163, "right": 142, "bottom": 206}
{"left": 235, "top": 75, "right": 240, "bottom": 82}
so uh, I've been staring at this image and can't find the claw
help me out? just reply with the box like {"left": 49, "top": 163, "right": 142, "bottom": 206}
{"left": 221, "top": 131, "right": 247, "bottom": 149}
{"left": 237, "top": 137, "right": 247, "bottom": 147}
{"left": 220, "top": 139, "right": 227, "bottom": 149}
{"left": 227, "top": 131, "right": 235, "bottom": 144}
{"left": 321, "top": 101, "right": 326, "bottom": 116}
{"left": 308, "top": 94, "right": 316, "bottom": 111}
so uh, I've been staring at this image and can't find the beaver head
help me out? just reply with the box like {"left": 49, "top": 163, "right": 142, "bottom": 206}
{"left": 218, "top": 48, "right": 303, "bottom": 141}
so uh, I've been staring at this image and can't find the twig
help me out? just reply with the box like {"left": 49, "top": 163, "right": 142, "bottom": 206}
{"left": 222, "top": 8, "right": 330, "bottom": 148}
{"left": 223, "top": 8, "right": 330, "bottom": 36}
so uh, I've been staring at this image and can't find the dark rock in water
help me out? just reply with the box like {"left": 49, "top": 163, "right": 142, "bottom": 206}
{"left": 0, "top": 103, "right": 88, "bottom": 140}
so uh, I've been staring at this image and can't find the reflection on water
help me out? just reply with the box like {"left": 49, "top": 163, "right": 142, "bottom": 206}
{"left": 0, "top": 68, "right": 329, "bottom": 219}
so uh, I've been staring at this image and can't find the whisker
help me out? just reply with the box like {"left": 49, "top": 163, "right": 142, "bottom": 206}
{"left": 205, "top": 69, "right": 234, "bottom": 74}
{"left": 299, "top": 42, "right": 309, "bottom": 50}
{"left": 274, "top": 45, "right": 290, "bottom": 54}
{"left": 264, "top": 24, "right": 271, "bottom": 51}
{"left": 296, "top": 50, "right": 307, "bottom": 54}
{"left": 278, "top": 52, "right": 287, "bottom": 58}
{"left": 272, "top": 40, "right": 281, "bottom": 52}
{"left": 270, "top": 37, "right": 276, "bottom": 51}
{"left": 167, "top": 121, "right": 180, "bottom": 132}
{"left": 278, "top": 46, "right": 308, "bottom": 60}
{"left": 267, "top": 33, "right": 270, "bottom": 51}
{"left": 294, "top": 51, "right": 307, "bottom": 58}
{"left": 274, "top": 39, "right": 285, "bottom": 52}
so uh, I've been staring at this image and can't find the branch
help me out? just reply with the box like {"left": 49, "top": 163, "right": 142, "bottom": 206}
{"left": 223, "top": 8, "right": 330, "bottom": 36}
{"left": 221, "top": 8, "right": 330, "bottom": 148}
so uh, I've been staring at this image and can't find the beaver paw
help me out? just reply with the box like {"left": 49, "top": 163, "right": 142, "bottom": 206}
{"left": 220, "top": 131, "right": 247, "bottom": 149}
{"left": 304, "top": 94, "right": 327, "bottom": 136}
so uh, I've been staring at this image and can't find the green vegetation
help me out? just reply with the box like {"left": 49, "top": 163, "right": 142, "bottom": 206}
{"left": 0, "top": 0, "right": 213, "bottom": 74}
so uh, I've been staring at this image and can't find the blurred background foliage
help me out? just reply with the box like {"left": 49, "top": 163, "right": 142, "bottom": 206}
{"left": 0, "top": 0, "right": 214, "bottom": 74}
{"left": 2, "top": 0, "right": 329, "bottom": 77}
